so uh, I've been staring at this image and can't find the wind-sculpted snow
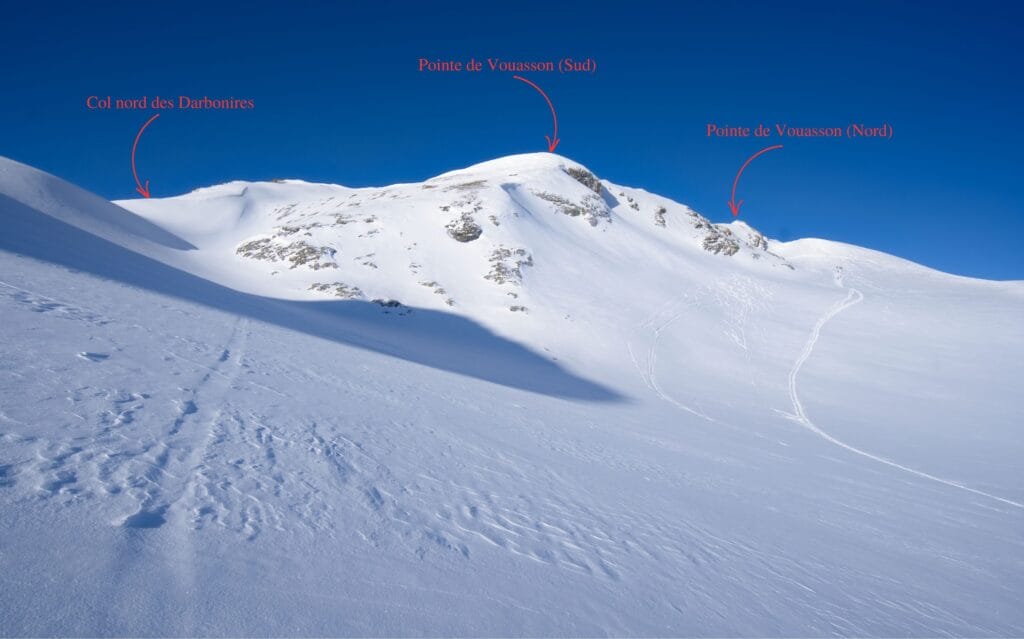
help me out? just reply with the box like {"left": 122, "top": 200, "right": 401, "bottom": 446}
{"left": 1, "top": 154, "right": 1023, "bottom": 636}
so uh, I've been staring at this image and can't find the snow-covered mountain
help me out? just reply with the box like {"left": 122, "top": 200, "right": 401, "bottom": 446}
{"left": 1, "top": 153, "right": 1022, "bottom": 636}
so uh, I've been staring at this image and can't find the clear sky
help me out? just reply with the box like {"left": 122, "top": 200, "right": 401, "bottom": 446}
{"left": 1, "top": 1, "right": 1021, "bottom": 279}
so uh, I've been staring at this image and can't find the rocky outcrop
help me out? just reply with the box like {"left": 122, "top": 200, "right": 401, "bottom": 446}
{"left": 446, "top": 213, "right": 483, "bottom": 242}
{"left": 533, "top": 191, "right": 610, "bottom": 226}
{"left": 485, "top": 246, "right": 534, "bottom": 286}
{"left": 563, "top": 166, "right": 603, "bottom": 194}
{"left": 309, "top": 282, "right": 363, "bottom": 299}
{"left": 237, "top": 237, "right": 339, "bottom": 270}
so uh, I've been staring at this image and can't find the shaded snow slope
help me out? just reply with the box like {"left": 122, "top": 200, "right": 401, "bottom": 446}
{"left": 1, "top": 154, "right": 1023, "bottom": 636}
{"left": 0, "top": 160, "right": 616, "bottom": 402}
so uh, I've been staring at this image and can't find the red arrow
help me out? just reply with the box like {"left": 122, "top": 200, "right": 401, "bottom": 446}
{"left": 728, "top": 144, "right": 783, "bottom": 217}
{"left": 512, "top": 75, "right": 560, "bottom": 152}
{"left": 131, "top": 113, "right": 160, "bottom": 198}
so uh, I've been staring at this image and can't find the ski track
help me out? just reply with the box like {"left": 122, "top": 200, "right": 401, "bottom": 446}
{"left": 629, "top": 297, "right": 711, "bottom": 421}
{"left": 0, "top": 279, "right": 112, "bottom": 326}
{"left": 633, "top": 276, "right": 765, "bottom": 417}
{"left": 788, "top": 287, "right": 1024, "bottom": 510}
{"left": 118, "top": 318, "right": 251, "bottom": 529}
{"left": 647, "top": 314, "right": 713, "bottom": 421}
{"left": 632, "top": 276, "right": 1024, "bottom": 511}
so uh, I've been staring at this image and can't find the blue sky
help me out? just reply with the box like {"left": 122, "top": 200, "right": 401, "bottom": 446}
{"left": 1, "top": 0, "right": 1021, "bottom": 279}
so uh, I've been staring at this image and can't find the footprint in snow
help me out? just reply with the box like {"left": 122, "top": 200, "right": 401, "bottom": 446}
{"left": 120, "top": 507, "right": 167, "bottom": 529}
{"left": 77, "top": 352, "right": 109, "bottom": 362}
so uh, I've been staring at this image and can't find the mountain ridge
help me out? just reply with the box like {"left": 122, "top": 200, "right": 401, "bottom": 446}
{"left": 2, "top": 152, "right": 1023, "bottom": 636}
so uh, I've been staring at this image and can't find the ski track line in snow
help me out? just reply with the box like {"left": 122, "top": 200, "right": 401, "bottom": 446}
{"left": 630, "top": 297, "right": 766, "bottom": 440}
{"left": 0, "top": 279, "right": 113, "bottom": 326}
{"left": 119, "top": 317, "right": 251, "bottom": 529}
{"left": 1, "top": 277, "right": 284, "bottom": 398}
{"left": 788, "top": 287, "right": 1024, "bottom": 510}
{"left": 628, "top": 297, "right": 712, "bottom": 421}
{"left": 647, "top": 313, "right": 712, "bottom": 421}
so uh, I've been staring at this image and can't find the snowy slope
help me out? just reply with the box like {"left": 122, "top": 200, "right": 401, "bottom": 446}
{"left": 113, "top": 153, "right": 791, "bottom": 370}
{"left": 1, "top": 154, "right": 1022, "bottom": 636}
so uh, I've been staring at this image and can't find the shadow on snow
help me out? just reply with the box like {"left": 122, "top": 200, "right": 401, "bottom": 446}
{"left": 0, "top": 193, "right": 622, "bottom": 402}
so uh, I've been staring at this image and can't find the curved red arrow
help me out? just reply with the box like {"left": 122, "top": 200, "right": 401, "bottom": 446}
{"left": 131, "top": 113, "right": 160, "bottom": 198}
{"left": 512, "top": 75, "right": 560, "bottom": 152}
{"left": 728, "top": 144, "right": 783, "bottom": 217}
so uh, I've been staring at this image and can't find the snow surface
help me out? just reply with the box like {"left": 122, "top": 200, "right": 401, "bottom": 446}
{"left": 1, "top": 153, "right": 1022, "bottom": 636}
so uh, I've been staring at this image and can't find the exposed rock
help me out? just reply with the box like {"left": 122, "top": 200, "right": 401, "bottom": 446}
{"left": 237, "top": 237, "right": 338, "bottom": 270}
{"left": 532, "top": 191, "right": 610, "bottom": 226}
{"left": 563, "top": 166, "right": 603, "bottom": 194}
{"left": 308, "top": 282, "right": 363, "bottom": 299}
{"left": 485, "top": 246, "right": 534, "bottom": 286}
{"left": 372, "top": 298, "right": 411, "bottom": 315}
{"left": 443, "top": 194, "right": 485, "bottom": 241}
{"left": 730, "top": 223, "right": 770, "bottom": 252}
{"left": 331, "top": 213, "right": 357, "bottom": 225}
{"left": 420, "top": 280, "right": 451, "bottom": 302}
{"left": 446, "top": 213, "right": 483, "bottom": 242}
{"left": 445, "top": 179, "right": 488, "bottom": 191}
{"left": 701, "top": 228, "right": 741, "bottom": 256}
{"left": 749, "top": 231, "right": 768, "bottom": 250}
{"left": 654, "top": 206, "right": 667, "bottom": 227}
